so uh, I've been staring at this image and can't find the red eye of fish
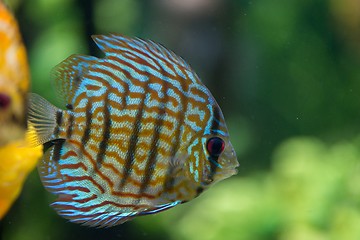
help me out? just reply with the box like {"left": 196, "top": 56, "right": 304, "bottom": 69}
{"left": 206, "top": 137, "right": 225, "bottom": 157}
{"left": 0, "top": 93, "right": 11, "bottom": 109}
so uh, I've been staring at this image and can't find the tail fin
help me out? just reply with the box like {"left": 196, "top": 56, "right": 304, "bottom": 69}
{"left": 27, "top": 93, "right": 61, "bottom": 147}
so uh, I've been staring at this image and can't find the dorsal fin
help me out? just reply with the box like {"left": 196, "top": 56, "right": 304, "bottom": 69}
{"left": 91, "top": 34, "right": 189, "bottom": 67}
{"left": 91, "top": 34, "right": 198, "bottom": 82}
{"left": 52, "top": 54, "right": 98, "bottom": 107}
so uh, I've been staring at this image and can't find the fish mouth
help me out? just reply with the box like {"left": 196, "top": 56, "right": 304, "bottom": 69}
{"left": 211, "top": 163, "right": 239, "bottom": 183}
{"left": 218, "top": 167, "right": 238, "bottom": 178}
{"left": 217, "top": 151, "right": 239, "bottom": 179}
{"left": 220, "top": 149, "right": 239, "bottom": 172}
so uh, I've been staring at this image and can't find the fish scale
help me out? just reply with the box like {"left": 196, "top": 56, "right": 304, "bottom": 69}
{"left": 28, "top": 34, "right": 239, "bottom": 227}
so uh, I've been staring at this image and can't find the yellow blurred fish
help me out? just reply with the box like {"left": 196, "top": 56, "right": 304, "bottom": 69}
{"left": 0, "top": 1, "right": 42, "bottom": 219}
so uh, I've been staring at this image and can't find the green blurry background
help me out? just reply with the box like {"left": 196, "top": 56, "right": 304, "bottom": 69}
{"left": 2, "top": 0, "right": 360, "bottom": 239}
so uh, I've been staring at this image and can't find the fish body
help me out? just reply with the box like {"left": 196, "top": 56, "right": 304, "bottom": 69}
{"left": 29, "top": 34, "right": 238, "bottom": 227}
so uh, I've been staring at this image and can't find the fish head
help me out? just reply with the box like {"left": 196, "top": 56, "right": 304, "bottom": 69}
{"left": 201, "top": 134, "right": 239, "bottom": 185}
{"left": 180, "top": 94, "right": 239, "bottom": 192}
{"left": 184, "top": 132, "right": 239, "bottom": 190}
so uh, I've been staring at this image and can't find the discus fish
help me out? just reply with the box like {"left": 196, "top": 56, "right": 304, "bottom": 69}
{"left": 28, "top": 34, "right": 239, "bottom": 227}
{"left": 0, "top": 1, "right": 42, "bottom": 219}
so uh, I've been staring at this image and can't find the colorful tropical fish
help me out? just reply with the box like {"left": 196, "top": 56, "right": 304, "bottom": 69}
{"left": 0, "top": 1, "right": 42, "bottom": 219}
{"left": 28, "top": 34, "right": 239, "bottom": 227}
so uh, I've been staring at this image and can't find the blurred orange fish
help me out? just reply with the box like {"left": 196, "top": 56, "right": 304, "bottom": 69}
{"left": 0, "top": 1, "right": 42, "bottom": 219}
